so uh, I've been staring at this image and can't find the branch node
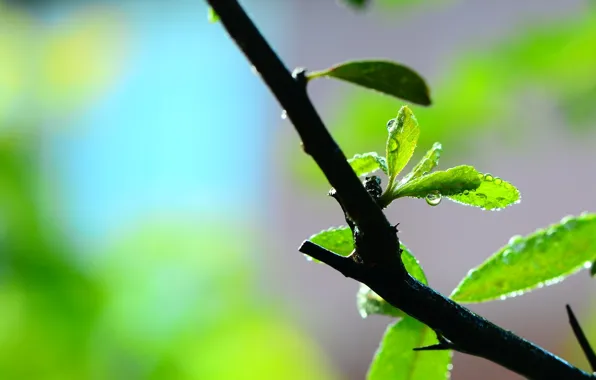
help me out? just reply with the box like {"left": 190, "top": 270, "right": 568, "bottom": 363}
{"left": 292, "top": 67, "right": 308, "bottom": 89}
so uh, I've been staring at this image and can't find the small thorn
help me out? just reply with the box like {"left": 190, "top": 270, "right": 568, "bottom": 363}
{"left": 566, "top": 304, "right": 596, "bottom": 372}
{"left": 393, "top": 223, "right": 400, "bottom": 232}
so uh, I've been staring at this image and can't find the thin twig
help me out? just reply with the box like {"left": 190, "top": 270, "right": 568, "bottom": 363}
{"left": 299, "top": 241, "right": 360, "bottom": 278}
{"left": 206, "top": 1, "right": 594, "bottom": 378}
{"left": 567, "top": 304, "right": 596, "bottom": 372}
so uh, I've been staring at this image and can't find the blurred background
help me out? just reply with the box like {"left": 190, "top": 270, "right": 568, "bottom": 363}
{"left": 0, "top": 0, "right": 595, "bottom": 379}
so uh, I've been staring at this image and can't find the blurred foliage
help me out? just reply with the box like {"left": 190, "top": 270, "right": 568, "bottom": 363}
{"left": 292, "top": 6, "right": 596, "bottom": 190}
{"left": 0, "top": 3, "right": 338, "bottom": 379}
{"left": 0, "top": 3, "right": 126, "bottom": 126}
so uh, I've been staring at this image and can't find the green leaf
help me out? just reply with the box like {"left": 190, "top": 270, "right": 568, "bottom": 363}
{"left": 339, "top": 0, "right": 370, "bottom": 8}
{"left": 307, "top": 226, "right": 354, "bottom": 257}
{"left": 307, "top": 60, "right": 431, "bottom": 106}
{"left": 368, "top": 316, "right": 453, "bottom": 380}
{"left": 207, "top": 7, "right": 219, "bottom": 23}
{"left": 400, "top": 142, "right": 443, "bottom": 184}
{"left": 451, "top": 213, "right": 596, "bottom": 303}
{"left": 357, "top": 244, "right": 428, "bottom": 318}
{"left": 386, "top": 106, "right": 420, "bottom": 185}
{"left": 447, "top": 172, "right": 520, "bottom": 210}
{"left": 390, "top": 165, "right": 481, "bottom": 200}
{"left": 348, "top": 152, "right": 388, "bottom": 176}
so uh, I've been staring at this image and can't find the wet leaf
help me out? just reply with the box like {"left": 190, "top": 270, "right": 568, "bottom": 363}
{"left": 348, "top": 152, "right": 388, "bottom": 176}
{"left": 389, "top": 165, "right": 481, "bottom": 200}
{"left": 386, "top": 106, "right": 420, "bottom": 185}
{"left": 400, "top": 142, "right": 442, "bottom": 184}
{"left": 307, "top": 60, "right": 431, "bottom": 105}
{"left": 307, "top": 226, "right": 354, "bottom": 257}
{"left": 447, "top": 173, "right": 520, "bottom": 210}
{"left": 368, "top": 316, "right": 453, "bottom": 380}
{"left": 451, "top": 213, "right": 596, "bottom": 303}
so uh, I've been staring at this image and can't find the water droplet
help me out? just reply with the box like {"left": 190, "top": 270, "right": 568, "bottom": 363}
{"left": 250, "top": 65, "right": 259, "bottom": 75}
{"left": 503, "top": 182, "right": 513, "bottom": 189}
{"left": 494, "top": 177, "right": 503, "bottom": 185}
{"left": 281, "top": 110, "right": 287, "bottom": 119}
{"left": 477, "top": 173, "right": 484, "bottom": 180}
{"left": 463, "top": 190, "right": 470, "bottom": 195}
{"left": 484, "top": 173, "right": 494, "bottom": 182}
{"left": 388, "top": 138, "right": 399, "bottom": 153}
{"left": 502, "top": 249, "right": 512, "bottom": 264}
{"left": 386, "top": 119, "right": 395, "bottom": 130}
{"left": 476, "top": 193, "right": 487, "bottom": 204}
{"left": 584, "top": 261, "right": 593, "bottom": 269}
{"left": 499, "top": 295, "right": 508, "bottom": 301}
{"left": 447, "top": 364, "right": 454, "bottom": 371}
{"left": 425, "top": 190, "right": 442, "bottom": 206}
{"left": 508, "top": 235, "right": 524, "bottom": 251}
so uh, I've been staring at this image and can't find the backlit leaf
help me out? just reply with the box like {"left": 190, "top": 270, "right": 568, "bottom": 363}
{"left": 368, "top": 316, "right": 452, "bottom": 380}
{"left": 307, "top": 60, "right": 431, "bottom": 105}
{"left": 308, "top": 226, "right": 353, "bottom": 257}
{"left": 386, "top": 106, "right": 420, "bottom": 184}
{"left": 400, "top": 142, "right": 442, "bottom": 184}
{"left": 451, "top": 213, "right": 596, "bottom": 303}
{"left": 447, "top": 173, "right": 520, "bottom": 210}
{"left": 348, "top": 152, "right": 388, "bottom": 176}
{"left": 390, "top": 165, "right": 481, "bottom": 200}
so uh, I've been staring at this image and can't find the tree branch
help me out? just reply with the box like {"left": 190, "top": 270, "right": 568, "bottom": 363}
{"left": 207, "top": 0, "right": 594, "bottom": 378}
{"left": 567, "top": 304, "right": 596, "bottom": 372}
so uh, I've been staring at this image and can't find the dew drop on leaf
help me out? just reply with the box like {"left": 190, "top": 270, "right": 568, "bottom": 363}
{"left": 484, "top": 173, "right": 494, "bottom": 182}
{"left": 388, "top": 138, "right": 399, "bottom": 153}
{"left": 476, "top": 193, "right": 487, "bottom": 205}
{"left": 425, "top": 190, "right": 442, "bottom": 206}
{"left": 494, "top": 177, "right": 503, "bottom": 185}
{"left": 386, "top": 119, "right": 395, "bottom": 130}
{"left": 281, "top": 110, "right": 288, "bottom": 120}
{"left": 508, "top": 234, "right": 523, "bottom": 246}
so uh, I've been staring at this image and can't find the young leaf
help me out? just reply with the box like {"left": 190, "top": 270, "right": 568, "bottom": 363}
{"left": 307, "top": 60, "right": 431, "bottom": 106}
{"left": 400, "top": 142, "right": 443, "bottom": 184}
{"left": 207, "top": 7, "right": 219, "bottom": 23}
{"left": 390, "top": 165, "right": 481, "bottom": 200}
{"left": 308, "top": 226, "right": 353, "bottom": 257}
{"left": 368, "top": 316, "right": 453, "bottom": 380}
{"left": 447, "top": 173, "right": 520, "bottom": 210}
{"left": 357, "top": 244, "right": 428, "bottom": 318}
{"left": 451, "top": 213, "right": 596, "bottom": 303}
{"left": 386, "top": 106, "right": 420, "bottom": 185}
{"left": 348, "top": 152, "right": 388, "bottom": 176}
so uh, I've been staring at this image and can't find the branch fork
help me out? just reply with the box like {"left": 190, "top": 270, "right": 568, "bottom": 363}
{"left": 206, "top": 0, "right": 594, "bottom": 378}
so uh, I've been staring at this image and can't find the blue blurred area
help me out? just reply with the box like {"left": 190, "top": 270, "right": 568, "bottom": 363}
{"left": 49, "top": 1, "right": 272, "bottom": 243}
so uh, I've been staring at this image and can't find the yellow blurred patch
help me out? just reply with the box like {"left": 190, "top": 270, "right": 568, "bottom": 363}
{"left": 0, "top": 4, "right": 128, "bottom": 126}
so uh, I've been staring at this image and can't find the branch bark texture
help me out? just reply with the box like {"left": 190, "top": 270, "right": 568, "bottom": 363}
{"left": 206, "top": 1, "right": 594, "bottom": 378}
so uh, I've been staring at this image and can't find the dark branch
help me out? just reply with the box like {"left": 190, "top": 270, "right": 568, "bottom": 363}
{"left": 205, "top": 0, "right": 396, "bottom": 267}
{"left": 207, "top": 0, "right": 594, "bottom": 378}
{"left": 567, "top": 304, "right": 596, "bottom": 372}
{"left": 299, "top": 241, "right": 359, "bottom": 278}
